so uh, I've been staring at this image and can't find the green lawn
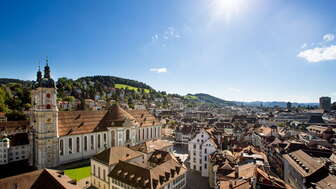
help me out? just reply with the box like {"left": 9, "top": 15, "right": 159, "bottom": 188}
{"left": 115, "top": 83, "right": 150, "bottom": 93}
{"left": 184, "top": 95, "right": 198, "bottom": 100}
{"left": 64, "top": 165, "right": 91, "bottom": 181}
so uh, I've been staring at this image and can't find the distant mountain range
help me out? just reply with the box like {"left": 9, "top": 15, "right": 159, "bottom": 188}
{"left": 236, "top": 101, "right": 318, "bottom": 108}
{"left": 185, "top": 93, "right": 318, "bottom": 107}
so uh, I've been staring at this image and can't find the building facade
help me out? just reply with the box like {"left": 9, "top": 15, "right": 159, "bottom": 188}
{"left": 320, "top": 96, "right": 331, "bottom": 112}
{"left": 188, "top": 128, "right": 218, "bottom": 177}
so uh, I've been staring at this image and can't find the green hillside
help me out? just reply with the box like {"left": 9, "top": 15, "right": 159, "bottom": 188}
{"left": 115, "top": 84, "right": 150, "bottom": 93}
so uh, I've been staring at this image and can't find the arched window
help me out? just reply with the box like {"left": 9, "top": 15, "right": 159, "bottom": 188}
{"left": 151, "top": 127, "right": 153, "bottom": 139}
{"left": 126, "top": 130, "right": 130, "bottom": 141}
{"left": 154, "top": 127, "right": 157, "bottom": 138}
{"left": 46, "top": 93, "right": 51, "bottom": 98}
{"left": 69, "top": 138, "right": 72, "bottom": 154}
{"left": 91, "top": 135, "right": 94, "bottom": 150}
{"left": 103, "top": 133, "right": 107, "bottom": 144}
{"left": 46, "top": 104, "right": 51, "bottom": 109}
{"left": 60, "top": 140, "right": 64, "bottom": 155}
{"left": 76, "top": 137, "right": 80, "bottom": 153}
{"left": 142, "top": 129, "right": 145, "bottom": 140}
{"left": 146, "top": 128, "right": 149, "bottom": 139}
{"left": 84, "top": 136, "right": 87, "bottom": 151}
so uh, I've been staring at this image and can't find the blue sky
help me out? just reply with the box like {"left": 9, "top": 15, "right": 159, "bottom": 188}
{"left": 1, "top": 0, "right": 336, "bottom": 103}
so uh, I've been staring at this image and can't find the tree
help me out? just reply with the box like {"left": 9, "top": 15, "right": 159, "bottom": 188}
{"left": 0, "top": 87, "right": 9, "bottom": 112}
{"left": 64, "top": 96, "right": 75, "bottom": 102}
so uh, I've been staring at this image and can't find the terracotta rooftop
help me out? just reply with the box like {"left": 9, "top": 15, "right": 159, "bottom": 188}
{"left": 93, "top": 146, "right": 143, "bottom": 166}
{"left": 130, "top": 139, "right": 173, "bottom": 154}
{"left": 57, "top": 104, "right": 159, "bottom": 136}
{"left": 108, "top": 151, "right": 186, "bottom": 189}
{"left": 126, "top": 109, "right": 160, "bottom": 127}
{"left": 283, "top": 150, "right": 324, "bottom": 177}
{"left": 0, "top": 120, "right": 29, "bottom": 133}
{"left": 0, "top": 169, "right": 81, "bottom": 189}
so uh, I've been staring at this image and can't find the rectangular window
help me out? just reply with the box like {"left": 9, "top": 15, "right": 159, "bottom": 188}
{"left": 103, "top": 133, "right": 107, "bottom": 144}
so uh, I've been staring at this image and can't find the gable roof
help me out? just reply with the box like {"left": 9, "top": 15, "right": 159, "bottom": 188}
{"left": 93, "top": 146, "right": 143, "bottom": 166}
{"left": 0, "top": 169, "right": 81, "bottom": 189}
{"left": 109, "top": 151, "right": 187, "bottom": 189}
{"left": 57, "top": 104, "right": 160, "bottom": 136}
{"left": 130, "top": 139, "right": 173, "bottom": 154}
{"left": 283, "top": 150, "right": 324, "bottom": 177}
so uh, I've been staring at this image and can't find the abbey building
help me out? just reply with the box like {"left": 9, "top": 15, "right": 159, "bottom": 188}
{"left": 0, "top": 63, "right": 162, "bottom": 169}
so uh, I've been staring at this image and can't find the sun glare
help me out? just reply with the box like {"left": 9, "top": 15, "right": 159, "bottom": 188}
{"left": 210, "top": 0, "right": 248, "bottom": 23}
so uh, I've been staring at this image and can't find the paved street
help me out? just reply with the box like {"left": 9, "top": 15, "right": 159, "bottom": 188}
{"left": 186, "top": 170, "right": 211, "bottom": 189}
{"left": 173, "top": 143, "right": 211, "bottom": 189}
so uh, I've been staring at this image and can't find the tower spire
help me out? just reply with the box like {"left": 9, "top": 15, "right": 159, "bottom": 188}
{"left": 37, "top": 65, "right": 42, "bottom": 82}
{"left": 44, "top": 56, "right": 51, "bottom": 79}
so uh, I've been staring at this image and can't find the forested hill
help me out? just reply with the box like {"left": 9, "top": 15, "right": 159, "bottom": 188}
{"left": 0, "top": 75, "right": 158, "bottom": 120}
{"left": 185, "top": 93, "right": 236, "bottom": 106}
{"left": 0, "top": 78, "right": 32, "bottom": 87}
{"left": 76, "top": 76, "right": 152, "bottom": 90}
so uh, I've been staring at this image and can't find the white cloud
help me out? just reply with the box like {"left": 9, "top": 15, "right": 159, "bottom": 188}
{"left": 227, "top": 87, "right": 241, "bottom": 93}
{"left": 297, "top": 45, "right": 336, "bottom": 63}
{"left": 301, "top": 43, "right": 307, "bottom": 49}
{"left": 149, "top": 68, "right": 167, "bottom": 73}
{"left": 323, "top": 33, "right": 335, "bottom": 42}
{"left": 151, "top": 27, "right": 181, "bottom": 42}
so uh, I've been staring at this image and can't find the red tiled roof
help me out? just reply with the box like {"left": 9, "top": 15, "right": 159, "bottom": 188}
{"left": 0, "top": 169, "right": 81, "bottom": 189}
{"left": 57, "top": 105, "right": 160, "bottom": 136}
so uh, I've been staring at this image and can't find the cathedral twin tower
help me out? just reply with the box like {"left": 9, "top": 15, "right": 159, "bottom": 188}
{"left": 30, "top": 61, "right": 59, "bottom": 168}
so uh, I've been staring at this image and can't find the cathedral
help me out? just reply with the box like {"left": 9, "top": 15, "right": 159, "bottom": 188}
{"left": 0, "top": 62, "right": 162, "bottom": 169}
